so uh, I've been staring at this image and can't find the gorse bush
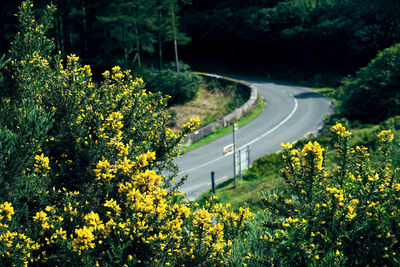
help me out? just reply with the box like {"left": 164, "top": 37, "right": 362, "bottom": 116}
{"left": 238, "top": 123, "right": 400, "bottom": 266}
{"left": 0, "top": 1, "right": 253, "bottom": 265}
{"left": 5, "top": 0, "right": 185, "bottom": 215}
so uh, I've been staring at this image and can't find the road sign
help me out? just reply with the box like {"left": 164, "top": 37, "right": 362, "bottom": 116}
{"left": 223, "top": 144, "right": 234, "bottom": 156}
{"left": 235, "top": 146, "right": 250, "bottom": 178}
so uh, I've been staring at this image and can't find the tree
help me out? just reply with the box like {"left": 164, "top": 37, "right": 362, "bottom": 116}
{"left": 163, "top": 0, "right": 191, "bottom": 72}
{"left": 97, "top": 0, "right": 158, "bottom": 67}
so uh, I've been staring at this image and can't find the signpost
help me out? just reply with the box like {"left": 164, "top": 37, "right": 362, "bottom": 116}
{"left": 233, "top": 123, "right": 237, "bottom": 188}
{"left": 222, "top": 124, "right": 250, "bottom": 188}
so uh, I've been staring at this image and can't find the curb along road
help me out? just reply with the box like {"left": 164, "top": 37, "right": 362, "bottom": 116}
{"left": 175, "top": 75, "right": 332, "bottom": 200}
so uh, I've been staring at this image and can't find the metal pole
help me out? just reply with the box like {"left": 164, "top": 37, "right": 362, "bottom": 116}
{"left": 233, "top": 123, "right": 237, "bottom": 188}
{"left": 211, "top": 171, "right": 216, "bottom": 194}
{"left": 247, "top": 145, "right": 250, "bottom": 169}
{"left": 239, "top": 149, "right": 242, "bottom": 180}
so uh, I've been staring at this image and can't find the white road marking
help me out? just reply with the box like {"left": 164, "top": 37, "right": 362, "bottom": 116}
{"left": 238, "top": 95, "right": 298, "bottom": 150}
{"left": 178, "top": 94, "right": 298, "bottom": 176}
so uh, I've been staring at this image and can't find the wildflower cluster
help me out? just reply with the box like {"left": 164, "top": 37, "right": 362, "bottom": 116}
{"left": 255, "top": 123, "right": 400, "bottom": 265}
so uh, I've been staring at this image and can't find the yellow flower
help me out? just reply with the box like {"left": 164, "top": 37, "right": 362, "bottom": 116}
{"left": 136, "top": 151, "right": 156, "bottom": 168}
{"left": 301, "top": 141, "right": 324, "bottom": 172}
{"left": 114, "top": 72, "right": 124, "bottom": 79}
{"left": 72, "top": 226, "right": 96, "bottom": 252}
{"left": 377, "top": 129, "right": 394, "bottom": 142}
{"left": 111, "top": 65, "right": 121, "bottom": 73}
{"left": 182, "top": 117, "right": 200, "bottom": 130}
{"left": 0, "top": 202, "right": 14, "bottom": 221}
{"left": 102, "top": 70, "right": 110, "bottom": 77}
{"left": 281, "top": 142, "right": 293, "bottom": 149}
{"left": 104, "top": 199, "right": 121, "bottom": 215}
{"left": 67, "top": 54, "right": 79, "bottom": 63}
{"left": 331, "top": 123, "right": 351, "bottom": 137}
{"left": 34, "top": 153, "right": 51, "bottom": 172}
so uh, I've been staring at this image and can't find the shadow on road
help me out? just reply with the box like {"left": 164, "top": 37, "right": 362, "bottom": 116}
{"left": 293, "top": 92, "right": 324, "bottom": 99}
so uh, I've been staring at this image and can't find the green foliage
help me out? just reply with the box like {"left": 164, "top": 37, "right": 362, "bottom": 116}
{"left": 340, "top": 43, "right": 400, "bottom": 123}
{"left": 96, "top": 0, "right": 157, "bottom": 65}
{"left": 0, "top": 55, "right": 10, "bottom": 87}
{"left": 243, "top": 153, "right": 284, "bottom": 181}
{"left": 142, "top": 62, "right": 202, "bottom": 105}
{"left": 0, "top": 99, "right": 53, "bottom": 222}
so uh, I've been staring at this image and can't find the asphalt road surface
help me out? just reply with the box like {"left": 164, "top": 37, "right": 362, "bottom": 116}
{"left": 175, "top": 76, "right": 332, "bottom": 200}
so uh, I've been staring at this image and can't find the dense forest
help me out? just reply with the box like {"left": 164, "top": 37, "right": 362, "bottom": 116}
{"left": 1, "top": 0, "right": 400, "bottom": 76}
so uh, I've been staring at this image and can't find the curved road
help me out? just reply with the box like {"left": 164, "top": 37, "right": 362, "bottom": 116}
{"left": 175, "top": 76, "right": 331, "bottom": 200}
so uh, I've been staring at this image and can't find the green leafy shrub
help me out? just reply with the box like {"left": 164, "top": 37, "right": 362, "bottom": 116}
{"left": 381, "top": 115, "right": 400, "bottom": 131}
{"left": 340, "top": 43, "right": 400, "bottom": 123}
{"left": 142, "top": 62, "right": 202, "bottom": 105}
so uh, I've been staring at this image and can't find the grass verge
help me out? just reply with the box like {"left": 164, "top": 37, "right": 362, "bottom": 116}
{"left": 182, "top": 95, "right": 265, "bottom": 153}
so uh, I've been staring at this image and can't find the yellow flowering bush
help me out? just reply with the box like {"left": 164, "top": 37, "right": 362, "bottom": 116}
{"left": 0, "top": 1, "right": 253, "bottom": 265}
{"left": 250, "top": 123, "right": 400, "bottom": 265}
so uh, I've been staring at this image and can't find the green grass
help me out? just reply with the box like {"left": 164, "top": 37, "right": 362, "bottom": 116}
{"left": 196, "top": 175, "right": 283, "bottom": 211}
{"left": 182, "top": 95, "right": 265, "bottom": 153}
{"left": 195, "top": 152, "right": 284, "bottom": 211}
